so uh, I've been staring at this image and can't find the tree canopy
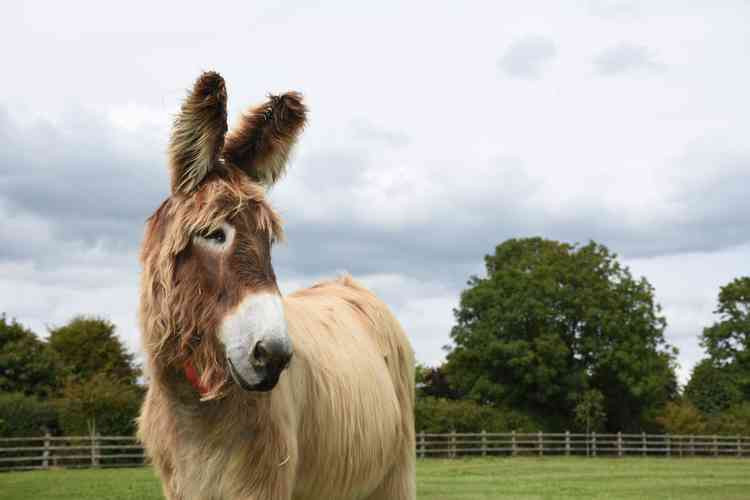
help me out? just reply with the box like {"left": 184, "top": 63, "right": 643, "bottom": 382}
{"left": 685, "top": 276, "right": 750, "bottom": 419}
{"left": 47, "top": 316, "right": 139, "bottom": 385}
{"left": 444, "top": 238, "right": 677, "bottom": 431}
{"left": 0, "top": 315, "right": 61, "bottom": 397}
{"left": 698, "top": 277, "right": 750, "bottom": 399}
{"left": 701, "top": 277, "right": 750, "bottom": 363}
{"left": 684, "top": 359, "right": 743, "bottom": 415}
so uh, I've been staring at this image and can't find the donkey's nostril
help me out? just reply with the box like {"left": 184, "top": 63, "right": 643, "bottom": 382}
{"left": 251, "top": 341, "right": 269, "bottom": 367}
{"left": 251, "top": 338, "right": 293, "bottom": 372}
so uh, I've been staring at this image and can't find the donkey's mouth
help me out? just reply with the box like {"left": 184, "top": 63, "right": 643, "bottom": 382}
{"left": 227, "top": 356, "right": 280, "bottom": 392}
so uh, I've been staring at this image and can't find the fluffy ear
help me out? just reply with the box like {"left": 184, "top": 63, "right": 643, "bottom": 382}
{"left": 222, "top": 92, "right": 307, "bottom": 186}
{"left": 169, "top": 71, "right": 228, "bottom": 194}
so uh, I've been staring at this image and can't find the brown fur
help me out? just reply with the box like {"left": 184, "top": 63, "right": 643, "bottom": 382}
{"left": 223, "top": 92, "right": 307, "bottom": 186}
{"left": 169, "top": 72, "right": 228, "bottom": 194}
{"left": 140, "top": 167, "right": 283, "bottom": 401}
{"left": 137, "top": 72, "right": 416, "bottom": 500}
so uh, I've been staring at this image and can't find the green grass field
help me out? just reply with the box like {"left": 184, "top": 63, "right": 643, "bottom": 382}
{"left": 1, "top": 457, "right": 748, "bottom": 499}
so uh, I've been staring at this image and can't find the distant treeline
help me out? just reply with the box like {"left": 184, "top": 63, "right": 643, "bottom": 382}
{"left": 2, "top": 238, "right": 749, "bottom": 437}
{"left": 0, "top": 315, "right": 142, "bottom": 437}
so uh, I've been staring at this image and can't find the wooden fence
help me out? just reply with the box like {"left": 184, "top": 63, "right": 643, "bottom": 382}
{"left": 2, "top": 431, "right": 750, "bottom": 471}
{"left": 0, "top": 434, "right": 144, "bottom": 472}
{"left": 416, "top": 431, "right": 750, "bottom": 458}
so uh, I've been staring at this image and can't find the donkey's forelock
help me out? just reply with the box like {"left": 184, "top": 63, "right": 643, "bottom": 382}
{"left": 172, "top": 170, "right": 285, "bottom": 252}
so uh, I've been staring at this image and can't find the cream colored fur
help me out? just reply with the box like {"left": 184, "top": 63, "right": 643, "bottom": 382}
{"left": 138, "top": 276, "right": 416, "bottom": 500}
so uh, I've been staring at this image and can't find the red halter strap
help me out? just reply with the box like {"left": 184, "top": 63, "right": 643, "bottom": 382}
{"left": 183, "top": 359, "right": 209, "bottom": 395}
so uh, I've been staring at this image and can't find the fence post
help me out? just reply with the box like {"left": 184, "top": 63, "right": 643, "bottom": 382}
{"left": 538, "top": 431, "right": 543, "bottom": 457}
{"left": 642, "top": 432, "right": 646, "bottom": 457}
{"left": 91, "top": 432, "right": 100, "bottom": 467}
{"left": 511, "top": 431, "right": 517, "bottom": 457}
{"left": 481, "top": 430, "right": 487, "bottom": 457}
{"left": 585, "top": 431, "right": 590, "bottom": 457}
{"left": 42, "top": 431, "right": 51, "bottom": 469}
{"left": 450, "top": 429, "right": 456, "bottom": 459}
{"left": 590, "top": 431, "right": 595, "bottom": 457}
{"left": 664, "top": 434, "right": 672, "bottom": 457}
{"left": 690, "top": 434, "right": 695, "bottom": 457}
{"left": 565, "top": 430, "right": 570, "bottom": 456}
{"left": 617, "top": 432, "right": 623, "bottom": 457}
{"left": 713, "top": 435, "right": 718, "bottom": 457}
{"left": 737, "top": 435, "right": 741, "bottom": 458}
{"left": 418, "top": 431, "right": 425, "bottom": 459}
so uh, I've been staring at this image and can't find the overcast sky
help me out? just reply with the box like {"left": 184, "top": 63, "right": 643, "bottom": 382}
{"left": 1, "top": 1, "right": 748, "bottom": 384}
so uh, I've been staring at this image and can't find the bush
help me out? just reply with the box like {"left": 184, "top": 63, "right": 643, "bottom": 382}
{"left": 415, "top": 396, "right": 540, "bottom": 433}
{"left": 48, "top": 316, "right": 139, "bottom": 385}
{"left": 55, "top": 374, "right": 143, "bottom": 436}
{"left": 0, "top": 315, "right": 62, "bottom": 398}
{"left": 0, "top": 392, "right": 59, "bottom": 437}
{"left": 655, "top": 400, "right": 706, "bottom": 435}
{"left": 707, "top": 402, "right": 750, "bottom": 435}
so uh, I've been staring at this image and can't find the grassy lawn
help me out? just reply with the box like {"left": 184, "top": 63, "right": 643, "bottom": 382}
{"left": 0, "top": 457, "right": 748, "bottom": 499}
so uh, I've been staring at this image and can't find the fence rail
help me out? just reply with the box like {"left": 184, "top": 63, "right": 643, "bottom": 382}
{"left": 416, "top": 431, "right": 750, "bottom": 459}
{"left": 0, "top": 434, "right": 145, "bottom": 471}
{"left": 2, "top": 431, "right": 749, "bottom": 471}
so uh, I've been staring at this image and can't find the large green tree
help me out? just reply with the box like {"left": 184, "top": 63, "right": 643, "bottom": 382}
{"left": 0, "top": 315, "right": 61, "bottom": 397}
{"left": 444, "top": 238, "right": 677, "bottom": 431}
{"left": 47, "top": 316, "right": 139, "bottom": 385}
{"left": 699, "top": 277, "right": 750, "bottom": 399}
{"left": 684, "top": 359, "right": 743, "bottom": 415}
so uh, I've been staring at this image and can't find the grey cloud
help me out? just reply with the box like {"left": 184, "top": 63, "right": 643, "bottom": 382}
{"left": 0, "top": 107, "right": 168, "bottom": 260}
{"left": 3, "top": 105, "right": 749, "bottom": 297}
{"left": 593, "top": 43, "right": 665, "bottom": 75}
{"left": 271, "top": 152, "right": 542, "bottom": 286}
{"left": 272, "top": 145, "right": 750, "bottom": 289}
{"left": 498, "top": 37, "right": 557, "bottom": 80}
{"left": 527, "top": 150, "right": 750, "bottom": 259}
{"left": 668, "top": 151, "right": 750, "bottom": 250}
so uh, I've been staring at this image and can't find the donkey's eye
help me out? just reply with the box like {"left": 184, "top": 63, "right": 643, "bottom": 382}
{"left": 203, "top": 229, "right": 226, "bottom": 243}
{"left": 193, "top": 223, "right": 234, "bottom": 251}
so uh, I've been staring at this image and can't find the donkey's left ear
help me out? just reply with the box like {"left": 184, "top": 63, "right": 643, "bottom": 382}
{"left": 222, "top": 92, "right": 307, "bottom": 187}
{"left": 168, "top": 71, "right": 228, "bottom": 194}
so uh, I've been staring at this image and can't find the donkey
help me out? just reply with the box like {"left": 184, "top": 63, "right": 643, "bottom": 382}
{"left": 136, "top": 72, "right": 416, "bottom": 500}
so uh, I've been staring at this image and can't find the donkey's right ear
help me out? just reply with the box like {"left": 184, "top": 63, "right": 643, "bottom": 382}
{"left": 168, "top": 71, "right": 228, "bottom": 194}
{"left": 221, "top": 92, "right": 306, "bottom": 187}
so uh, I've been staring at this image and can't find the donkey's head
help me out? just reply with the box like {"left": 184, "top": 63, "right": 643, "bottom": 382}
{"left": 139, "top": 72, "right": 306, "bottom": 399}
